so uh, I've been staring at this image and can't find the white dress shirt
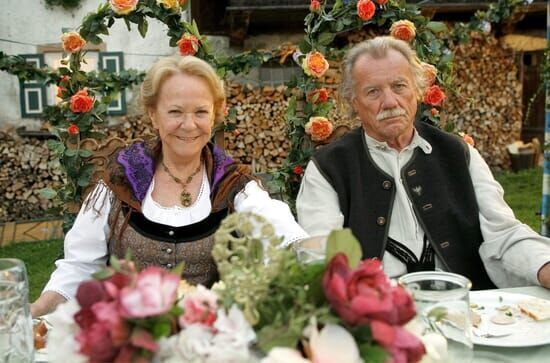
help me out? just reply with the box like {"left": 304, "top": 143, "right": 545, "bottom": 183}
{"left": 44, "top": 172, "right": 308, "bottom": 300}
{"left": 297, "top": 130, "right": 550, "bottom": 288}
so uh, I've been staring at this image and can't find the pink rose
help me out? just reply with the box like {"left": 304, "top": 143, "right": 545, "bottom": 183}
{"left": 76, "top": 321, "right": 118, "bottom": 362}
{"left": 323, "top": 254, "right": 417, "bottom": 326}
{"left": 119, "top": 267, "right": 180, "bottom": 318}
{"left": 76, "top": 280, "right": 107, "bottom": 309}
{"left": 92, "top": 301, "right": 129, "bottom": 345}
{"left": 371, "top": 320, "right": 426, "bottom": 363}
{"left": 104, "top": 270, "right": 135, "bottom": 299}
{"left": 179, "top": 285, "right": 218, "bottom": 328}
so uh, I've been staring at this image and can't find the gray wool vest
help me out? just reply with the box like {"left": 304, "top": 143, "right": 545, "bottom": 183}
{"left": 312, "top": 122, "right": 495, "bottom": 290}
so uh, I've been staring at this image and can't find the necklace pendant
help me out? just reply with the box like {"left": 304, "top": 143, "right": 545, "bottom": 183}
{"left": 180, "top": 191, "right": 192, "bottom": 207}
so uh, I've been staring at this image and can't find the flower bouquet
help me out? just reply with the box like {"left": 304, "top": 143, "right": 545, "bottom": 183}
{"left": 46, "top": 212, "right": 436, "bottom": 363}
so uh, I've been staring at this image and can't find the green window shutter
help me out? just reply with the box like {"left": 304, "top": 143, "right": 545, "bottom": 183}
{"left": 19, "top": 54, "right": 47, "bottom": 118}
{"left": 98, "top": 52, "right": 126, "bottom": 115}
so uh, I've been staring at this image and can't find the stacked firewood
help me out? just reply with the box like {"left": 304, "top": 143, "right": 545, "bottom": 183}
{"left": 444, "top": 35, "right": 522, "bottom": 169}
{"left": 0, "top": 132, "right": 63, "bottom": 222}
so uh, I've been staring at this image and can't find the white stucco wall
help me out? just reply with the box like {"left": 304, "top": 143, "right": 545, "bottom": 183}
{"left": 0, "top": 0, "right": 190, "bottom": 129}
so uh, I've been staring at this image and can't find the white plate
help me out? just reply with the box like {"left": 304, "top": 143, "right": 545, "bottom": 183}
{"left": 470, "top": 291, "right": 550, "bottom": 347}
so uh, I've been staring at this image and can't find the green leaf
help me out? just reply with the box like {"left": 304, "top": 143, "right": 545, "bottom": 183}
{"left": 38, "top": 188, "right": 57, "bottom": 200}
{"left": 78, "top": 149, "right": 93, "bottom": 158}
{"left": 318, "top": 32, "right": 336, "bottom": 46}
{"left": 92, "top": 268, "right": 114, "bottom": 280}
{"left": 109, "top": 255, "right": 121, "bottom": 271}
{"left": 170, "top": 262, "right": 185, "bottom": 277}
{"left": 359, "top": 343, "right": 387, "bottom": 363}
{"left": 299, "top": 38, "right": 312, "bottom": 54}
{"left": 138, "top": 18, "right": 148, "bottom": 38}
{"left": 325, "top": 229, "right": 362, "bottom": 268}
{"left": 152, "top": 321, "right": 172, "bottom": 339}
{"left": 426, "top": 21, "right": 448, "bottom": 34}
{"left": 65, "top": 149, "right": 78, "bottom": 157}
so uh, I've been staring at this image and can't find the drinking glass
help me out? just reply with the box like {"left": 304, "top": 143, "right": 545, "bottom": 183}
{"left": 0, "top": 259, "right": 34, "bottom": 363}
{"left": 399, "top": 271, "right": 473, "bottom": 363}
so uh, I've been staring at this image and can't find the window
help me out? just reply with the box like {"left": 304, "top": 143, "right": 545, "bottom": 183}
{"left": 98, "top": 52, "right": 127, "bottom": 115}
{"left": 19, "top": 54, "right": 47, "bottom": 118}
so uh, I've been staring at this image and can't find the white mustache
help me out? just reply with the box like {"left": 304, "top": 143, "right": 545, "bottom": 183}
{"left": 376, "top": 108, "right": 406, "bottom": 121}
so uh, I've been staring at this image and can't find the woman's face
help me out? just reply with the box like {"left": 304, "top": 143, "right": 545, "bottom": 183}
{"left": 149, "top": 72, "right": 215, "bottom": 163}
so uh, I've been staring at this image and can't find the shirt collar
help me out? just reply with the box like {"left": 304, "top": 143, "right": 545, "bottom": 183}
{"left": 363, "top": 128, "right": 432, "bottom": 154}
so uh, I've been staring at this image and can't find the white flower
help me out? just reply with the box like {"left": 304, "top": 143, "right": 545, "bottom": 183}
{"left": 46, "top": 300, "right": 87, "bottom": 363}
{"left": 308, "top": 321, "right": 362, "bottom": 363}
{"left": 405, "top": 319, "right": 448, "bottom": 363}
{"left": 261, "top": 347, "right": 310, "bottom": 363}
{"left": 214, "top": 304, "right": 256, "bottom": 347}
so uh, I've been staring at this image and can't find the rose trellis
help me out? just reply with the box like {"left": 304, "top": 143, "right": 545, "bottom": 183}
{"left": 0, "top": 0, "right": 531, "bottom": 226}
{"left": 273, "top": 0, "right": 530, "bottom": 202}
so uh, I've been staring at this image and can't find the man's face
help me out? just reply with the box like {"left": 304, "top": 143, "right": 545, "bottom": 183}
{"left": 351, "top": 49, "right": 419, "bottom": 149}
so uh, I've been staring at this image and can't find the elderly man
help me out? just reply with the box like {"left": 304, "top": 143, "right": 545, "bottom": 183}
{"left": 296, "top": 36, "right": 550, "bottom": 290}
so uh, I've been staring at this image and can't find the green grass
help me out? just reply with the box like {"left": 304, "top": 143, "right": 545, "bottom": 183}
{"left": 0, "top": 167, "right": 544, "bottom": 300}
{"left": 0, "top": 239, "right": 63, "bottom": 302}
{"left": 494, "top": 167, "right": 543, "bottom": 232}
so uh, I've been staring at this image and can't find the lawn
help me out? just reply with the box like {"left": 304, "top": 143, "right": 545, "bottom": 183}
{"left": 0, "top": 167, "right": 544, "bottom": 301}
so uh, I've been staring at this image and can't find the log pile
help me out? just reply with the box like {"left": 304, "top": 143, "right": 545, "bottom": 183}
{"left": 0, "top": 132, "right": 63, "bottom": 222}
{"left": 444, "top": 35, "right": 522, "bottom": 170}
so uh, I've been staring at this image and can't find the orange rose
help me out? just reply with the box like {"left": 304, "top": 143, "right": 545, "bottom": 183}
{"left": 178, "top": 0, "right": 186, "bottom": 5}
{"left": 70, "top": 89, "right": 94, "bottom": 113}
{"left": 109, "top": 0, "right": 138, "bottom": 15}
{"left": 157, "top": 0, "right": 179, "bottom": 10}
{"left": 307, "top": 88, "right": 329, "bottom": 104}
{"left": 293, "top": 165, "right": 304, "bottom": 175}
{"left": 421, "top": 62, "right": 438, "bottom": 86}
{"left": 390, "top": 20, "right": 416, "bottom": 42}
{"left": 430, "top": 108, "right": 439, "bottom": 117}
{"left": 357, "top": 0, "right": 376, "bottom": 21}
{"left": 305, "top": 116, "right": 334, "bottom": 142}
{"left": 61, "top": 32, "right": 86, "bottom": 53}
{"left": 423, "top": 85, "right": 446, "bottom": 106}
{"left": 459, "top": 132, "right": 475, "bottom": 147}
{"left": 177, "top": 33, "right": 200, "bottom": 56}
{"left": 302, "top": 51, "right": 329, "bottom": 78}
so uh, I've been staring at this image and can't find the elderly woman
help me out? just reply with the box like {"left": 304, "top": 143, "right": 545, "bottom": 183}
{"left": 31, "top": 56, "right": 308, "bottom": 317}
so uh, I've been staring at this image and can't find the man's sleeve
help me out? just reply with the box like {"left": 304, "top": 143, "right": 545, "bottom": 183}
{"left": 296, "top": 160, "right": 345, "bottom": 237}
{"left": 471, "top": 146, "right": 550, "bottom": 287}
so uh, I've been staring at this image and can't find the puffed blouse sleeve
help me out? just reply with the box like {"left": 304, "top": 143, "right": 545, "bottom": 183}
{"left": 42, "top": 182, "right": 112, "bottom": 300}
{"left": 233, "top": 180, "right": 309, "bottom": 248}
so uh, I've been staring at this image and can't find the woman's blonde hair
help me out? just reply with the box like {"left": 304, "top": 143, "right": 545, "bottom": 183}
{"left": 340, "top": 36, "right": 427, "bottom": 117}
{"left": 140, "top": 56, "right": 226, "bottom": 124}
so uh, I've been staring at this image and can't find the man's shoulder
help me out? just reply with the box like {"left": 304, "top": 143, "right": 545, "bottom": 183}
{"left": 314, "top": 127, "right": 363, "bottom": 158}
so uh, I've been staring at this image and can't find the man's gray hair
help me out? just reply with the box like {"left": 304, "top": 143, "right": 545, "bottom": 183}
{"left": 339, "top": 36, "right": 427, "bottom": 117}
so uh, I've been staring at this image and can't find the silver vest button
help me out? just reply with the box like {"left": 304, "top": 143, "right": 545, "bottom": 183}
{"left": 168, "top": 230, "right": 174, "bottom": 236}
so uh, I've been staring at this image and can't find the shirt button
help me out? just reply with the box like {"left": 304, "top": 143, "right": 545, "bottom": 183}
{"left": 168, "top": 230, "right": 174, "bottom": 236}
{"left": 382, "top": 180, "right": 392, "bottom": 190}
{"left": 166, "top": 248, "right": 173, "bottom": 254}
{"left": 376, "top": 217, "right": 386, "bottom": 226}
{"left": 166, "top": 263, "right": 173, "bottom": 268}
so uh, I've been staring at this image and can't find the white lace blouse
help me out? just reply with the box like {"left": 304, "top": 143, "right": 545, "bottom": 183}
{"left": 44, "top": 172, "right": 308, "bottom": 300}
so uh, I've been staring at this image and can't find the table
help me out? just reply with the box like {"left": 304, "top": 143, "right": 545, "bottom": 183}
{"left": 473, "top": 286, "right": 550, "bottom": 363}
